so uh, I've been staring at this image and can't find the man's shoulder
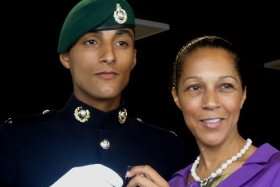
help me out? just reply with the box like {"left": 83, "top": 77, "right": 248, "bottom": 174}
{"left": 1, "top": 109, "right": 57, "bottom": 130}
{"left": 128, "top": 117, "right": 178, "bottom": 136}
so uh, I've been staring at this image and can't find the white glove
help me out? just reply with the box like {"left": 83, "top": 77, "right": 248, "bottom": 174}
{"left": 50, "top": 164, "right": 123, "bottom": 187}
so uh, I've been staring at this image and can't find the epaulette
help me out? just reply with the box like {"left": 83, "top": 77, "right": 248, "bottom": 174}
{"left": 134, "top": 116, "right": 179, "bottom": 137}
{"left": 1, "top": 108, "right": 55, "bottom": 127}
{"left": 0, "top": 116, "right": 15, "bottom": 129}
{"left": 3, "top": 117, "right": 14, "bottom": 126}
{"left": 41, "top": 109, "right": 52, "bottom": 115}
{"left": 136, "top": 117, "right": 144, "bottom": 123}
{"left": 168, "top": 130, "right": 178, "bottom": 137}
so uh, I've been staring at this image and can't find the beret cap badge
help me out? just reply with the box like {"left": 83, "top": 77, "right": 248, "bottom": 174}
{"left": 113, "top": 3, "right": 127, "bottom": 24}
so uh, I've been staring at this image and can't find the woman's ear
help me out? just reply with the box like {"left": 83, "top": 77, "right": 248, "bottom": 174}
{"left": 240, "top": 86, "right": 247, "bottom": 109}
{"left": 171, "top": 87, "right": 181, "bottom": 109}
{"left": 59, "top": 53, "right": 71, "bottom": 69}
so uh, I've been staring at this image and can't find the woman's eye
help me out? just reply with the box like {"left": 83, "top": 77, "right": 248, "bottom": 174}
{"left": 220, "top": 83, "right": 234, "bottom": 91}
{"left": 186, "top": 84, "right": 201, "bottom": 92}
{"left": 84, "top": 39, "right": 97, "bottom": 46}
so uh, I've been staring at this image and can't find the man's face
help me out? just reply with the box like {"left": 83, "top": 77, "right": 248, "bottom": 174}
{"left": 60, "top": 29, "right": 136, "bottom": 111}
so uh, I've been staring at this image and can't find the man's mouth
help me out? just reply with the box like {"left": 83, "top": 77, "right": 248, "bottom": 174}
{"left": 95, "top": 71, "right": 118, "bottom": 80}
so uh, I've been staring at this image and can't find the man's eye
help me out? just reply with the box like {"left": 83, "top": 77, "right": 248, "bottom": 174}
{"left": 116, "top": 41, "right": 129, "bottom": 47}
{"left": 84, "top": 39, "right": 97, "bottom": 45}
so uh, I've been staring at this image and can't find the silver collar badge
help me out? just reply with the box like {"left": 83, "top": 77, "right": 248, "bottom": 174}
{"left": 118, "top": 108, "right": 127, "bottom": 124}
{"left": 74, "top": 106, "right": 91, "bottom": 123}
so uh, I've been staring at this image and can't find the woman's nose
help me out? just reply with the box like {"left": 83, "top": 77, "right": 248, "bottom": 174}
{"left": 202, "top": 90, "right": 220, "bottom": 110}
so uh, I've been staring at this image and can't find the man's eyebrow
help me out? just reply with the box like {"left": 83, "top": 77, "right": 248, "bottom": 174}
{"left": 84, "top": 31, "right": 102, "bottom": 37}
{"left": 115, "top": 29, "right": 134, "bottom": 38}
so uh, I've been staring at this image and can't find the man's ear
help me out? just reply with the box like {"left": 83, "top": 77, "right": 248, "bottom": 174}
{"left": 130, "top": 49, "right": 137, "bottom": 70}
{"left": 59, "top": 53, "right": 71, "bottom": 69}
{"left": 171, "top": 87, "right": 181, "bottom": 109}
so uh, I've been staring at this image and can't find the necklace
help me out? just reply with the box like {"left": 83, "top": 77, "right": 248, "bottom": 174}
{"left": 191, "top": 138, "right": 252, "bottom": 187}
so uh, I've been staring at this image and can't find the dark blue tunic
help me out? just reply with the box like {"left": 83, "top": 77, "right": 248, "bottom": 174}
{"left": 0, "top": 96, "right": 187, "bottom": 187}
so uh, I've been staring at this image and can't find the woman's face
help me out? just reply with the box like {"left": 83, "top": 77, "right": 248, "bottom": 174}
{"left": 172, "top": 47, "right": 246, "bottom": 147}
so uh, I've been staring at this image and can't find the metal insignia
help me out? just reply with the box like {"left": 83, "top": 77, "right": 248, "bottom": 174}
{"left": 100, "top": 139, "right": 111, "bottom": 150}
{"left": 4, "top": 117, "right": 13, "bottom": 125}
{"left": 42, "top": 109, "right": 51, "bottom": 115}
{"left": 118, "top": 108, "right": 127, "bottom": 124}
{"left": 113, "top": 3, "right": 127, "bottom": 24}
{"left": 74, "top": 106, "right": 90, "bottom": 123}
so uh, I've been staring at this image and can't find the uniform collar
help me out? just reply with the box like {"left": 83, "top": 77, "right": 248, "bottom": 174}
{"left": 60, "top": 95, "right": 128, "bottom": 128}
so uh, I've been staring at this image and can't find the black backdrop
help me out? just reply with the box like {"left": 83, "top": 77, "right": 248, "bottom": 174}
{"left": 1, "top": 1, "right": 279, "bottom": 155}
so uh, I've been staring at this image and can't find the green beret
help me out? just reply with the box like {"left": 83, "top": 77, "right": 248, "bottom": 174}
{"left": 57, "top": 0, "right": 135, "bottom": 53}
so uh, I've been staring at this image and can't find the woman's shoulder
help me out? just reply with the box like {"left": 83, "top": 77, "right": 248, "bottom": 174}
{"left": 248, "top": 143, "right": 280, "bottom": 186}
{"left": 247, "top": 143, "right": 280, "bottom": 166}
{"left": 265, "top": 144, "right": 280, "bottom": 169}
{"left": 249, "top": 143, "right": 280, "bottom": 175}
{"left": 168, "top": 164, "right": 192, "bottom": 186}
{"left": 258, "top": 143, "right": 280, "bottom": 163}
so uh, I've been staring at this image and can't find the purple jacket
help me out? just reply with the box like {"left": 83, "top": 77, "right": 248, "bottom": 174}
{"left": 169, "top": 143, "right": 280, "bottom": 187}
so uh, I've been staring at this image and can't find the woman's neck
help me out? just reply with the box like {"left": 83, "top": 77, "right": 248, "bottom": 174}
{"left": 196, "top": 135, "right": 249, "bottom": 178}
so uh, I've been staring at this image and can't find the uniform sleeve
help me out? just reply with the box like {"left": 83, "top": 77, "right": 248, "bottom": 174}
{"left": 0, "top": 125, "right": 18, "bottom": 186}
{"left": 163, "top": 131, "right": 191, "bottom": 180}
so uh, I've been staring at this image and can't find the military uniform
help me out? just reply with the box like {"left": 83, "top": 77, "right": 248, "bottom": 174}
{"left": 0, "top": 0, "right": 189, "bottom": 186}
{"left": 0, "top": 96, "right": 187, "bottom": 186}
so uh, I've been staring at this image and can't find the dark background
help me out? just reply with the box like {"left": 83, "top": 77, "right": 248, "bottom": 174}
{"left": 1, "top": 1, "right": 279, "bottom": 154}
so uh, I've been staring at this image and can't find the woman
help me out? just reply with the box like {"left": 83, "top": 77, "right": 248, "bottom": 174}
{"left": 126, "top": 36, "right": 280, "bottom": 187}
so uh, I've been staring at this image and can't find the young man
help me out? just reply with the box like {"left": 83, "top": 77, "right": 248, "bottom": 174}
{"left": 0, "top": 0, "right": 187, "bottom": 186}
